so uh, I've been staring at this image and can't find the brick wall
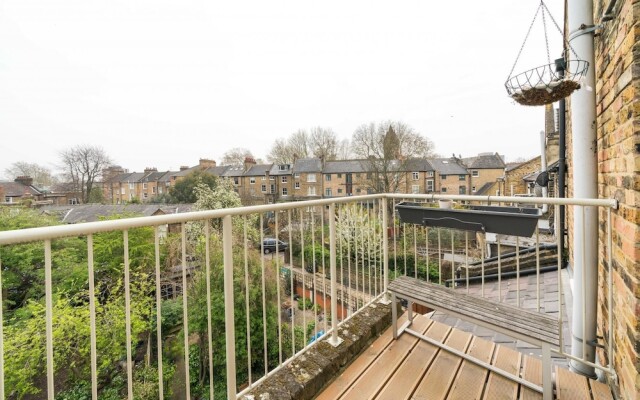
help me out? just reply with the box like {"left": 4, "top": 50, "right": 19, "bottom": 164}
{"left": 505, "top": 157, "right": 541, "bottom": 196}
{"left": 565, "top": 0, "right": 640, "bottom": 398}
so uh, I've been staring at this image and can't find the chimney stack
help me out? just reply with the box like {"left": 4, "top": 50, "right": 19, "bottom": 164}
{"left": 180, "top": 166, "right": 190, "bottom": 171}
{"left": 199, "top": 158, "right": 216, "bottom": 169}
{"left": 144, "top": 167, "right": 158, "bottom": 174}
{"left": 243, "top": 156, "right": 257, "bottom": 171}
{"left": 15, "top": 176, "right": 33, "bottom": 187}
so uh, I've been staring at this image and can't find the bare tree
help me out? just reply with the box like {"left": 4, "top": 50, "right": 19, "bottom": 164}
{"left": 351, "top": 120, "right": 435, "bottom": 193}
{"left": 309, "top": 127, "right": 338, "bottom": 160}
{"left": 59, "top": 145, "right": 112, "bottom": 203}
{"left": 4, "top": 162, "right": 58, "bottom": 189}
{"left": 267, "top": 130, "right": 310, "bottom": 164}
{"left": 336, "top": 138, "right": 352, "bottom": 160}
{"left": 221, "top": 147, "right": 254, "bottom": 166}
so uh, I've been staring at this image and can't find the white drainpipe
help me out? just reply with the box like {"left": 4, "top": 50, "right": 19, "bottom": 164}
{"left": 568, "top": 0, "right": 599, "bottom": 377}
{"left": 539, "top": 130, "right": 548, "bottom": 214}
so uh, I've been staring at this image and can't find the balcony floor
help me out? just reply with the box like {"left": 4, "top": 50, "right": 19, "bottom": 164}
{"left": 316, "top": 313, "right": 612, "bottom": 400}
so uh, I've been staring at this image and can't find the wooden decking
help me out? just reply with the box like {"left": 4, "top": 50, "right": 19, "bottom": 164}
{"left": 316, "top": 313, "right": 612, "bottom": 400}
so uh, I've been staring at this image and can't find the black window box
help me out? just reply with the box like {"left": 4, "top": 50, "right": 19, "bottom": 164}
{"left": 395, "top": 202, "right": 541, "bottom": 237}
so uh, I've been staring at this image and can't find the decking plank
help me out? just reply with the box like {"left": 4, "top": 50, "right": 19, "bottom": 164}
{"left": 315, "top": 313, "right": 409, "bottom": 400}
{"left": 410, "top": 327, "right": 473, "bottom": 400}
{"left": 376, "top": 320, "right": 452, "bottom": 400}
{"left": 447, "top": 336, "right": 496, "bottom": 400}
{"left": 555, "top": 366, "right": 590, "bottom": 400}
{"left": 589, "top": 378, "right": 613, "bottom": 400}
{"left": 482, "top": 345, "right": 522, "bottom": 400}
{"left": 338, "top": 316, "right": 432, "bottom": 400}
{"left": 520, "top": 355, "right": 543, "bottom": 400}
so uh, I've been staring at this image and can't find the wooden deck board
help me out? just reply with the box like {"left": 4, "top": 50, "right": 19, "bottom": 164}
{"left": 376, "top": 321, "right": 452, "bottom": 400}
{"left": 589, "top": 378, "right": 613, "bottom": 400}
{"left": 338, "top": 317, "right": 432, "bottom": 400}
{"left": 520, "top": 356, "right": 543, "bottom": 400}
{"left": 483, "top": 345, "right": 522, "bottom": 400}
{"left": 410, "top": 327, "right": 473, "bottom": 400}
{"left": 447, "top": 336, "right": 496, "bottom": 400}
{"left": 315, "top": 313, "right": 615, "bottom": 400}
{"left": 555, "top": 366, "right": 590, "bottom": 400}
{"left": 315, "top": 313, "right": 409, "bottom": 400}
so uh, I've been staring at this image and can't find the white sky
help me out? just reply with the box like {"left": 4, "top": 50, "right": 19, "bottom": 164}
{"left": 0, "top": 0, "right": 566, "bottom": 176}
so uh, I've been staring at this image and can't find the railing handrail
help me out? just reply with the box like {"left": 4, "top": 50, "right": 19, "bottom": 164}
{"left": 0, "top": 194, "right": 617, "bottom": 245}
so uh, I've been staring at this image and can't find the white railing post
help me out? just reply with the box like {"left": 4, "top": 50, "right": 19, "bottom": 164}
{"left": 0, "top": 252, "right": 4, "bottom": 400}
{"left": 380, "top": 197, "right": 391, "bottom": 304}
{"left": 44, "top": 240, "right": 54, "bottom": 400}
{"left": 328, "top": 203, "right": 343, "bottom": 347}
{"left": 223, "top": 215, "right": 237, "bottom": 398}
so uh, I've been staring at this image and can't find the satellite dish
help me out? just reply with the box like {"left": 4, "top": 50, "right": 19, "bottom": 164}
{"left": 536, "top": 171, "right": 549, "bottom": 187}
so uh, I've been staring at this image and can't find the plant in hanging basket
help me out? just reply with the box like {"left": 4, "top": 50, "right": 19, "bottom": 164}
{"left": 505, "top": 60, "right": 589, "bottom": 106}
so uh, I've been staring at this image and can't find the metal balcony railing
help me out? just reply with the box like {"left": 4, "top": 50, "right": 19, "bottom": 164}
{"left": 0, "top": 194, "right": 617, "bottom": 399}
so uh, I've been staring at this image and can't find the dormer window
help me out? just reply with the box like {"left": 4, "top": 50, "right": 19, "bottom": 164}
{"left": 278, "top": 164, "right": 290, "bottom": 171}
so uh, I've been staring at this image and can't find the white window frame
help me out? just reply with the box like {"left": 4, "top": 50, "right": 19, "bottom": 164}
{"left": 427, "top": 180, "right": 434, "bottom": 192}
{"left": 325, "top": 188, "right": 332, "bottom": 197}
{"left": 307, "top": 174, "right": 316, "bottom": 183}
{"left": 143, "top": 182, "right": 148, "bottom": 189}
{"left": 152, "top": 186, "right": 157, "bottom": 194}
{"left": 234, "top": 177, "right": 239, "bottom": 185}
{"left": 294, "top": 173, "right": 300, "bottom": 179}
{"left": 282, "top": 188, "right": 288, "bottom": 196}
{"left": 472, "top": 186, "right": 477, "bottom": 192}
{"left": 295, "top": 182, "right": 300, "bottom": 189}
{"left": 308, "top": 186, "right": 316, "bottom": 196}
{"left": 427, "top": 171, "right": 434, "bottom": 177}
{"left": 412, "top": 185, "right": 420, "bottom": 194}
{"left": 472, "top": 170, "right": 479, "bottom": 177}
{"left": 281, "top": 176, "right": 287, "bottom": 183}
{"left": 325, "top": 174, "right": 331, "bottom": 181}
{"left": 412, "top": 172, "right": 419, "bottom": 181}
{"left": 441, "top": 187, "right": 447, "bottom": 193}
{"left": 250, "top": 177, "right": 256, "bottom": 184}
{"left": 261, "top": 184, "right": 267, "bottom": 192}
{"left": 129, "top": 183, "right": 134, "bottom": 190}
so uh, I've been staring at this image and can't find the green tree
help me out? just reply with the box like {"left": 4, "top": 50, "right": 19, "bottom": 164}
{"left": 169, "top": 170, "right": 220, "bottom": 203}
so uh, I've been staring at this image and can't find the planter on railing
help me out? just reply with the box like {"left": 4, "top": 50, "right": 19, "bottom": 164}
{"left": 395, "top": 202, "right": 541, "bottom": 237}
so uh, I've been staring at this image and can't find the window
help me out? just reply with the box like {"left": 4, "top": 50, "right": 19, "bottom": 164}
{"left": 459, "top": 175, "right": 466, "bottom": 181}
{"left": 412, "top": 185, "right": 420, "bottom": 194}
{"left": 295, "top": 182, "right": 300, "bottom": 189}
{"left": 337, "top": 188, "right": 343, "bottom": 194}
{"left": 261, "top": 176, "right": 266, "bottom": 181}
{"left": 121, "top": 188, "right": 126, "bottom": 195}
{"left": 279, "top": 164, "right": 290, "bottom": 171}
{"left": 325, "top": 174, "right": 331, "bottom": 181}
{"left": 143, "top": 182, "right": 148, "bottom": 189}
{"left": 472, "top": 170, "right": 479, "bottom": 177}
{"left": 441, "top": 187, "right": 447, "bottom": 193}
{"left": 282, "top": 188, "right": 288, "bottom": 196}
{"left": 441, "top": 175, "right": 447, "bottom": 180}
{"left": 307, "top": 174, "right": 316, "bottom": 182}
{"left": 294, "top": 173, "right": 300, "bottom": 179}
{"left": 4, "top": 197, "right": 11, "bottom": 203}
{"left": 472, "top": 186, "right": 477, "bottom": 192}
{"left": 166, "top": 182, "right": 170, "bottom": 187}
{"left": 152, "top": 186, "right": 157, "bottom": 194}
{"left": 143, "top": 192, "right": 148, "bottom": 199}
{"left": 129, "top": 183, "right": 134, "bottom": 189}
{"left": 158, "top": 187, "right": 163, "bottom": 194}
{"left": 337, "top": 173, "right": 342, "bottom": 178}
{"left": 412, "top": 172, "right": 419, "bottom": 180}
{"left": 250, "top": 177, "right": 256, "bottom": 184}
{"left": 356, "top": 188, "right": 361, "bottom": 193}
{"left": 308, "top": 186, "right": 316, "bottom": 196}
{"left": 234, "top": 177, "right": 239, "bottom": 185}
{"left": 261, "top": 184, "right": 266, "bottom": 192}
{"left": 427, "top": 180, "right": 434, "bottom": 192}
{"left": 459, "top": 186, "right": 466, "bottom": 194}
{"left": 281, "top": 176, "right": 287, "bottom": 183}
{"left": 269, "top": 175, "right": 275, "bottom": 181}
{"left": 325, "top": 188, "right": 332, "bottom": 197}
{"left": 270, "top": 184, "right": 276, "bottom": 194}
{"left": 427, "top": 171, "right": 434, "bottom": 177}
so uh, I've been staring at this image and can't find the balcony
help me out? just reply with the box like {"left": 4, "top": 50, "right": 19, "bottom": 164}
{"left": 0, "top": 194, "right": 616, "bottom": 399}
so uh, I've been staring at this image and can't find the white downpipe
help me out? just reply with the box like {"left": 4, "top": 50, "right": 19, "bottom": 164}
{"left": 568, "top": 0, "right": 599, "bottom": 377}
{"left": 539, "top": 130, "right": 549, "bottom": 214}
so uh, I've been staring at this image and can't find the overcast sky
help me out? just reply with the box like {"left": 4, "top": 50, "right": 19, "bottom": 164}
{"left": 0, "top": 0, "right": 566, "bottom": 176}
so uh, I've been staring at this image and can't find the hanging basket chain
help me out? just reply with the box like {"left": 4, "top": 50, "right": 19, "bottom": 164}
{"left": 541, "top": 2, "right": 551, "bottom": 65}
{"left": 507, "top": 2, "right": 543, "bottom": 80}
{"left": 539, "top": 1, "right": 580, "bottom": 61}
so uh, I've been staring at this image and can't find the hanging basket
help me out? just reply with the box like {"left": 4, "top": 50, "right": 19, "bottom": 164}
{"left": 505, "top": 60, "right": 589, "bottom": 106}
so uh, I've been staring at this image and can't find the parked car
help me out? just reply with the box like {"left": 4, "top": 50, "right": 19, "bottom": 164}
{"left": 261, "top": 238, "right": 288, "bottom": 254}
